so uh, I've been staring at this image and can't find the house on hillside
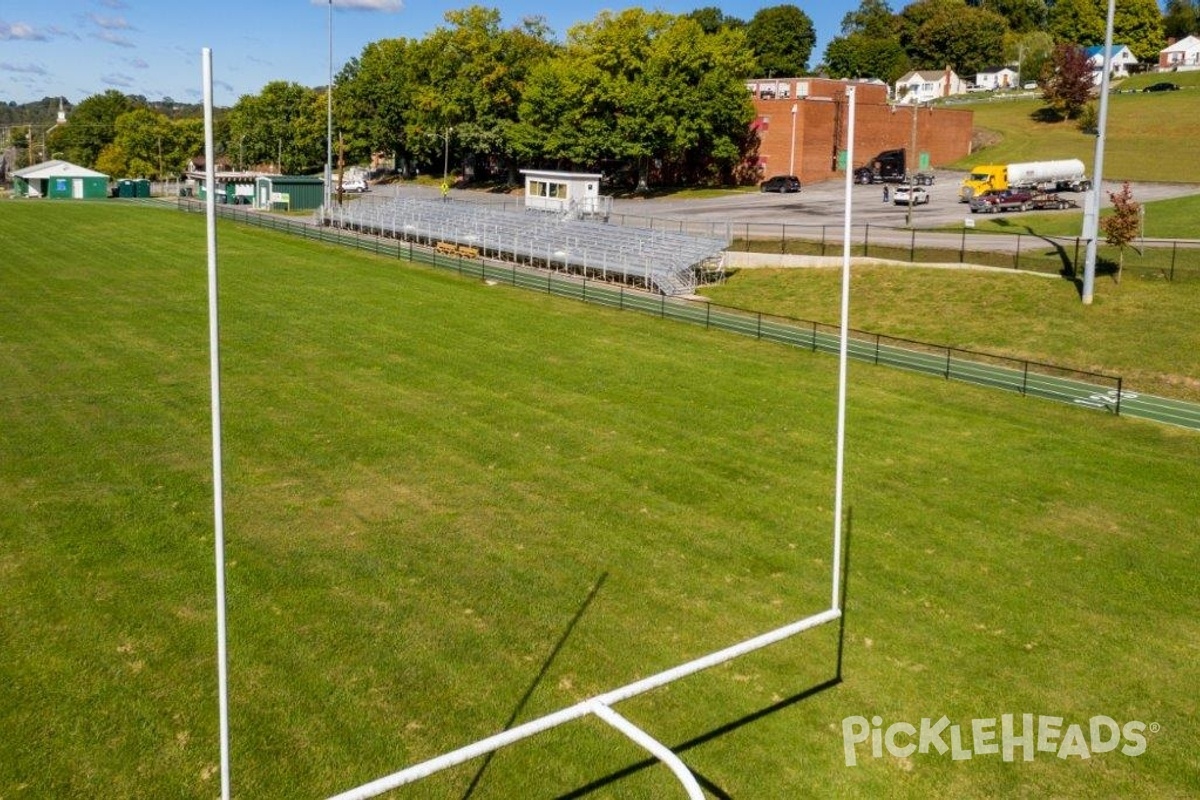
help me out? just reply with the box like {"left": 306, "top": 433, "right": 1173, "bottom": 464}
{"left": 974, "top": 65, "right": 1019, "bottom": 91}
{"left": 1159, "top": 35, "right": 1200, "bottom": 71}
{"left": 894, "top": 68, "right": 968, "bottom": 104}
{"left": 1084, "top": 44, "right": 1139, "bottom": 84}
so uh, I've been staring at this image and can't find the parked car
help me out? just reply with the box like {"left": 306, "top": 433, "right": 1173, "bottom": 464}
{"left": 1143, "top": 82, "right": 1179, "bottom": 93}
{"left": 892, "top": 185, "right": 929, "bottom": 206}
{"left": 761, "top": 175, "right": 801, "bottom": 193}
{"left": 341, "top": 178, "right": 368, "bottom": 193}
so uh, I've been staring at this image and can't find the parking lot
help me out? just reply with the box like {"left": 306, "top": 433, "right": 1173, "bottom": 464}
{"left": 612, "top": 171, "right": 1200, "bottom": 231}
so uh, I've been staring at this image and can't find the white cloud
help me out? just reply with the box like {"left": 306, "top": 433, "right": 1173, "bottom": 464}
{"left": 0, "top": 21, "right": 48, "bottom": 41}
{"left": 92, "top": 30, "right": 135, "bottom": 48}
{"left": 102, "top": 72, "right": 135, "bottom": 87}
{"left": 88, "top": 14, "right": 133, "bottom": 31}
{"left": 0, "top": 62, "right": 48, "bottom": 75}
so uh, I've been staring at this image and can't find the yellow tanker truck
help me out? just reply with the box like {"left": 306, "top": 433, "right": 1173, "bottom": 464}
{"left": 959, "top": 159, "right": 1091, "bottom": 202}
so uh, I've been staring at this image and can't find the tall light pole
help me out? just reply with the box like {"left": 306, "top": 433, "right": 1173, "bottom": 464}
{"left": 1081, "top": 0, "right": 1116, "bottom": 305}
{"left": 325, "top": 0, "right": 333, "bottom": 210}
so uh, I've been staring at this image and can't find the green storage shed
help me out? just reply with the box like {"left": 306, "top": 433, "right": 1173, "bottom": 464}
{"left": 254, "top": 175, "right": 325, "bottom": 211}
{"left": 12, "top": 159, "right": 109, "bottom": 199}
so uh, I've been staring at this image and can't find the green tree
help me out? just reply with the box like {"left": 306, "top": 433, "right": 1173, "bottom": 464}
{"left": 52, "top": 90, "right": 140, "bottom": 168}
{"left": 840, "top": 0, "right": 898, "bottom": 38}
{"left": 1041, "top": 43, "right": 1093, "bottom": 119}
{"left": 1011, "top": 30, "right": 1055, "bottom": 88}
{"left": 1114, "top": 0, "right": 1165, "bottom": 62}
{"left": 902, "top": 0, "right": 1009, "bottom": 76}
{"left": 975, "top": 0, "right": 1047, "bottom": 34}
{"left": 824, "top": 34, "right": 910, "bottom": 83}
{"left": 111, "top": 108, "right": 172, "bottom": 177}
{"left": 1163, "top": 0, "right": 1200, "bottom": 41}
{"left": 403, "top": 7, "right": 556, "bottom": 183}
{"left": 515, "top": 10, "right": 755, "bottom": 188}
{"left": 226, "top": 82, "right": 324, "bottom": 174}
{"left": 1046, "top": 0, "right": 1105, "bottom": 47}
{"left": 687, "top": 7, "right": 745, "bottom": 34}
{"left": 745, "top": 5, "right": 817, "bottom": 75}
{"left": 336, "top": 38, "right": 422, "bottom": 172}
{"left": 1100, "top": 181, "right": 1140, "bottom": 284}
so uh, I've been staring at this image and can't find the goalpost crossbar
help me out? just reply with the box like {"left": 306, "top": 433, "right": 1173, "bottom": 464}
{"left": 327, "top": 607, "right": 841, "bottom": 800}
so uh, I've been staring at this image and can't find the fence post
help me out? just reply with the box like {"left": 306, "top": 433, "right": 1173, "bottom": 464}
{"left": 945, "top": 348, "right": 952, "bottom": 379}
{"left": 1170, "top": 241, "right": 1177, "bottom": 282}
{"left": 909, "top": 228, "right": 916, "bottom": 263}
{"left": 960, "top": 226, "right": 966, "bottom": 263}
{"left": 864, "top": 224, "right": 870, "bottom": 258}
{"left": 1115, "top": 377, "right": 1123, "bottom": 416}
{"left": 1021, "top": 362, "right": 1029, "bottom": 396}
{"left": 757, "top": 312, "right": 762, "bottom": 340}
{"left": 821, "top": 225, "right": 827, "bottom": 257}
{"left": 1014, "top": 233, "right": 1021, "bottom": 271}
{"left": 875, "top": 333, "right": 882, "bottom": 365}
{"left": 811, "top": 321, "right": 818, "bottom": 352}
{"left": 705, "top": 303, "right": 711, "bottom": 329}
{"left": 1073, "top": 237, "right": 1081, "bottom": 276}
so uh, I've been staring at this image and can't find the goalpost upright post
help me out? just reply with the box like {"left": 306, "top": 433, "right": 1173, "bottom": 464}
{"left": 202, "top": 46, "right": 233, "bottom": 800}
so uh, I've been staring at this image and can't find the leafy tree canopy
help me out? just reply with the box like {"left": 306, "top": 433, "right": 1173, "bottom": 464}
{"left": 1115, "top": 0, "right": 1166, "bottom": 61}
{"left": 1163, "top": 0, "right": 1200, "bottom": 41}
{"left": 745, "top": 4, "right": 817, "bottom": 75}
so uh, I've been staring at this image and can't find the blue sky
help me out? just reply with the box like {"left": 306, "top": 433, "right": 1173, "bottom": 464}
{"left": 1, "top": 0, "right": 862, "bottom": 106}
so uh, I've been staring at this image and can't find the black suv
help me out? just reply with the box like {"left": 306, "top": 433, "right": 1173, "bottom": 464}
{"left": 761, "top": 175, "right": 801, "bottom": 193}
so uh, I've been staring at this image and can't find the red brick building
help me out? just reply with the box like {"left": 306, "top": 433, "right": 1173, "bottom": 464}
{"left": 744, "top": 77, "right": 974, "bottom": 186}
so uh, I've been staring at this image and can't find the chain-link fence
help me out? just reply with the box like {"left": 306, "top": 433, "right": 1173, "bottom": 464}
{"left": 177, "top": 199, "right": 1125, "bottom": 414}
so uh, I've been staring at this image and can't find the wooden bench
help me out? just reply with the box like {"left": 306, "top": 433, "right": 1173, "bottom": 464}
{"left": 456, "top": 245, "right": 479, "bottom": 259}
{"left": 435, "top": 241, "right": 458, "bottom": 256}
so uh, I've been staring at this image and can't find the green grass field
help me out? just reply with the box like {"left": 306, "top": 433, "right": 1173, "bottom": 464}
{"left": 2, "top": 203, "right": 1198, "bottom": 798}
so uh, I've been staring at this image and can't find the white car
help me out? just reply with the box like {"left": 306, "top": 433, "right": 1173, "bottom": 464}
{"left": 892, "top": 185, "right": 929, "bottom": 206}
{"left": 341, "top": 178, "right": 368, "bottom": 193}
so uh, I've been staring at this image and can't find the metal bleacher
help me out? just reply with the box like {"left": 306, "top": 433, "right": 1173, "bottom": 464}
{"left": 321, "top": 196, "right": 729, "bottom": 296}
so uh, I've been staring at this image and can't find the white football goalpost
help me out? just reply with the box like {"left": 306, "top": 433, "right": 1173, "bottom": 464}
{"left": 203, "top": 44, "right": 859, "bottom": 797}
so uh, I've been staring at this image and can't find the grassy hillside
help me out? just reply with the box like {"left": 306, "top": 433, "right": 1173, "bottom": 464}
{"left": 951, "top": 71, "right": 1200, "bottom": 182}
{"left": 2, "top": 203, "right": 1198, "bottom": 798}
